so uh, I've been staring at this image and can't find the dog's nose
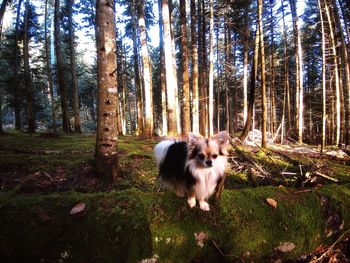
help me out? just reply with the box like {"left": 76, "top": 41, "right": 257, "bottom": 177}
{"left": 205, "top": 160, "right": 212, "bottom": 167}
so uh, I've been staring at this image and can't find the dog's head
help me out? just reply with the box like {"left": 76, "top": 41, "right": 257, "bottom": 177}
{"left": 187, "top": 131, "right": 229, "bottom": 168}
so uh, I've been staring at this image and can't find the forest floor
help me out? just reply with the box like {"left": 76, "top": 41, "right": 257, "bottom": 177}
{"left": 1, "top": 130, "right": 350, "bottom": 261}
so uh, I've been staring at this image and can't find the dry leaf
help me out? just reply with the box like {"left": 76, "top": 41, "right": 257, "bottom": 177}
{"left": 70, "top": 202, "right": 86, "bottom": 215}
{"left": 266, "top": 198, "right": 277, "bottom": 209}
{"left": 275, "top": 242, "right": 295, "bottom": 253}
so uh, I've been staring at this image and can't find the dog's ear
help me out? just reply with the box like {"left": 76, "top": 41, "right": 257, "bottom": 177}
{"left": 188, "top": 133, "right": 201, "bottom": 145}
{"left": 211, "top": 131, "right": 230, "bottom": 155}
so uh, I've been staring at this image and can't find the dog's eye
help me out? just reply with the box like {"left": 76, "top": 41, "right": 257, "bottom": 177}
{"left": 198, "top": 154, "right": 205, "bottom": 160}
{"left": 212, "top": 154, "right": 218, "bottom": 159}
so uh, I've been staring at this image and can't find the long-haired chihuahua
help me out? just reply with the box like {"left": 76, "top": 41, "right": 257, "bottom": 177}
{"left": 154, "top": 131, "right": 229, "bottom": 211}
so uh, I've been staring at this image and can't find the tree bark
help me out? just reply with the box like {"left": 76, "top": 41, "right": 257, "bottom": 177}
{"left": 161, "top": 0, "right": 178, "bottom": 136}
{"left": 208, "top": 0, "right": 214, "bottom": 136}
{"left": 94, "top": 0, "right": 120, "bottom": 180}
{"left": 0, "top": 0, "right": 9, "bottom": 41}
{"left": 243, "top": 1, "right": 249, "bottom": 126}
{"left": 54, "top": 0, "right": 71, "bottom": 132}
{"left": 180, "top": 0, "right": 191, "bottom": 135}
{"left": 191, "top": 0, "right": 199, "bottom": 134}
{"left": 68, "top": 0, "right": 81, "bottom": 133}
{"left": 138, "top": 0, "right": 153, "bottom": 137}
{"left": 23, "top": 0, "right": 35, "bottom": 134}
{"left": 269, "top": 0, "right": 276, "bottom": 135}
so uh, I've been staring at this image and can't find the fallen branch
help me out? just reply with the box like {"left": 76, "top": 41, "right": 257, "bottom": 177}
{"left": 315, "top": 171, "right": 339, "bottom": 183}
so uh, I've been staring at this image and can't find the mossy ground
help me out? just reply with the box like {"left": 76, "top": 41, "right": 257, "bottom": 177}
{"left": 1, "top": 131, "right": 350, "bottom": 261}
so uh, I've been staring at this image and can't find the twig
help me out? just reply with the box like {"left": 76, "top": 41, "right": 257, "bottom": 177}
{"left": 315, "top": 171, "right": 338, "bottom": 182}
{"left": 310, "top": 228, "right": 350, "bottom": 263}
{"left": 211, "top": 240, "right": 245, "bottom": 262}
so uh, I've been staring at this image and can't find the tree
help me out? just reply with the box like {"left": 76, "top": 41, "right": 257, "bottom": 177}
{"left": 0, "top": 0, "right": 10, "bottom": 40}
{"left": 68, "top": 0, "right": 82, "bottom": 133}
{"left": 54, "top": 0, "right": 71, "bottom": 132}
{"left": 94, "top": 0, "right": 120, "bottom": 180}
{"left": 161, "top": 0, "right": 178, "bottom": 136}
{"left": 208, "top": 0, "right": 214, "bottom": 136}
{"left": 23, "top": 0, "right": 35, "bottom": 133}
{"left": 138, "top": 0, "right": 153, "bottom": 137}
{"left": 180, "top": 0, "right": 190, "bottom": 135}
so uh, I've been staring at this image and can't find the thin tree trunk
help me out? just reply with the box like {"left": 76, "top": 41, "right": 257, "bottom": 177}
{"left": 23, "top": 0, "right": 35, "bottom": 133}
{"left": 180, "top": 0, "right": 191, "bottom": 135}
{"left": 94, "top": 0, "right": 120, "bottom": 180}
{"left": 258, "top": 0, "right": 267, "bottom": 148}
{"left": 289, "top": 0, "right": 304, "bottom": 143}
{"left": 158, "top": 0, "right": 167, "bottom": 136}
{"left": 161, "top": 0, "right": 178, "bottom": 136}
{"left": 68, "top": 0, "right": 81, "bottom": 133}
{"left": 224, "top": 22, "right": 230, "bottom": 132}
{"left": 243, "top": 1, "right": 249, "bottom": 126}
{"left": 54, "top": 0, "right": 71, "bottom": 132}
{"left": 191, "top": 0, "right": 199, "bottom": 134}
{"left": 131, "top": 0, "right": 143, "bottom": 135}
{"left": 14, "top": 0, "right": 23, "bottom": 130}
{"left": 269, "top": 0, "right": 276, "bottom": 135}
{"left": 138, "top": 0, "right": 153, "bottom": 137}
{"left": 239, "top": 27, "right": 259, "bottom": 142}
{"left": 45, "top": 0, "right": 57, "bottom": 133}
{"left": 0, "top": 0, "right": 9, "bottom": 41}
{"left": 208, "top": 0, "right": 214, "bottom": 136}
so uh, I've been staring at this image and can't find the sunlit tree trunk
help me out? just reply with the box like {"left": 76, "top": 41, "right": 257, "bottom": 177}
{"left": 131, "top": 0, "right": 143, "bottom": 135}
{"left": 324, "top": 0, "right": 341, "bottom": 145}
{"left": 0, "top": 0, "right": 9, "bottom": 41}
{"left": 158, "top": 0, "right": 167, "bottom": 135}
{"left": 14, "top": 0, "right": 23, "bottom": 130}
{"left": 269, "top": 0, "right": 276, "bottom": 135}
{"left": 239, "top": 27, "right": 259, "bottom": 142}
{"left": 55, "top": 0, "right": 71, "bottom": 132}
{"left": 45, "top": 0, "right": 57, "bottom": 133}
{"left": 208, "top": 0, "right": 214, "bottom": 136}
{"left": 23, "top": 0, "right": 35, "bottom": 133}
{"left": 94, "top": 0, "right": 120, "bottom": 180}
{"left": 138, "top": 0, "right": 153, "bottom": 137}
{"left": 68, "top": 0, "right": 81, "bottom": 133}
{"left": 161, "top": 0, "right": 178, "bottom": 136}
{"left": 243, "top": 1, "right": 249, "bottom": 126}
{"left": 289, "top": 0, "right": 304, "bottom": 143}
{"left": 224, "top": 22, "right": 230, "bottom": 132}
{"left": 180, "top": 0, "right": 191, "bottom": 135}
{"left": 258, "top": 0, "right": 267, "bottom": 148}
{"left": 191, "top": 0, "right": 199, "bottom": 134}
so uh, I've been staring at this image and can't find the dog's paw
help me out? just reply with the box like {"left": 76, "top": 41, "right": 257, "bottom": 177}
{"left": 199, "top": 201, "right": 210, "bottom": 211}
{"left": 187, "top": 197, "right": 196, "bottom": 208}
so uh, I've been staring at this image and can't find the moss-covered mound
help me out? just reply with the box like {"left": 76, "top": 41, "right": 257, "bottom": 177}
{"left": 1, "top": 184, "right": 350, "bottom": 262}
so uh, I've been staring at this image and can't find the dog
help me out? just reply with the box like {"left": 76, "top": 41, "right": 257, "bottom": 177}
{"left": 154, "top": 131, "right": 229, "bottom": 211}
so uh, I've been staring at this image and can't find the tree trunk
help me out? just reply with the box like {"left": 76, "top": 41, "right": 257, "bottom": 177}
{"left": 94, "top": 0, "right": 120, "bottom": 180}
{"left": 158, "top": 0, "right": 167, "bottom": 136}
{"left": 243, "top": 2, "right": 249, "bottom": 126}
{"left": 54, "top": 0, "right": 71, "bottom": 133}
{"left": 68, "top": 0, "right": 81, "bottom": 133}
{"left": 180, "top": 0, "right": 191, "bottom": 135}
{"left": 289, "top": 0, "right": 304, "bottom": 143}
{"left": 161, "top": 0, "right": 178, "bottom": 136}
{"left": 138, "top": 0, "right": 153, "bottom": 137}
{"left": 224, "top": 22, "right": 230, "bottom": 132}
{"left": 239, "top": 27, "right": 259, "bottom": 142}
{"left": 191, "top": 0, "right": 199, "bottom": 134}
{"left": 0, "top": 0, "right": 9, "bottom": 41}
{"left": 269, "top": 0, "right": 276, "bottom": 135}
{"left": 14, "top": 0, "right": 23, "bottom": 130}
{"left": 45, "top": 0, "right": 57, "bottom": 133}
{"left": 131, "top": 0, "right": 143, "bottom": 135}
{"left": 23, "top": 0, "right": 35, "bottom": 134}
{"left": 208, "top": 0, "right": 214, "bottom": 136}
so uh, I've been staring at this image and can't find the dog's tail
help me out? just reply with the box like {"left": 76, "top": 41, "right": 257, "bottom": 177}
{"left": 154, "top": 140, "right": 175, "bottom": 167}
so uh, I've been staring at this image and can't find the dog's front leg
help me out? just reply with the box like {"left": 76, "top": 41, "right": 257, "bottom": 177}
{"left": 199, "top": 198, "right": 210, "bottom": 211}
{"left": 187, "top": 191, "right": 196, "bottom": 208}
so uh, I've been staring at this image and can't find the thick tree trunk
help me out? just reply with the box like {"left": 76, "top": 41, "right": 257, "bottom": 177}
{"left": 23, "top": 0, "right": 35, "bottom": 134}
{"left": 161, "top": 0, "right": 178, "bottom": 136}
{"left": 45, "top": 0, "right": 57, "bottom": 133}
{"left": 191, "top": 0, "right": 199, "bottom": 134}
{"left": 54, "top": 0, "right": 71, "bottom": 133}
{"left": 0, "top": 0, "right": 9, "bottom": 41}
{"left": 2, "top": 185, "right": 350, "bottom": 261}
{"left": 258, "top": 0, "right": 267, "bottom": 148}
{"left": 180, "top": 0, "right": 191, "bottom": 135}
{"left": 94, "top": 0, "right": 120, "bottom": 180}
{"left": 239, "top": 28, "right": 259, "bottom": 142}
{"left": 68, "top": 0, "right": 81, "bottom": 133}
{"left": 138, "top": 0, "right": 153, "bottom": 137}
